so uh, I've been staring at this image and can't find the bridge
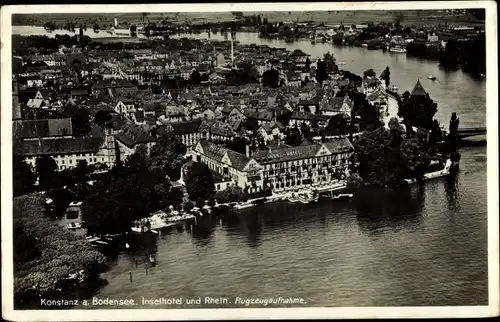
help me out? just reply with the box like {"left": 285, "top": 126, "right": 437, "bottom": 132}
{"left": 457, "top": 127, "right": 486, "bottom": 139}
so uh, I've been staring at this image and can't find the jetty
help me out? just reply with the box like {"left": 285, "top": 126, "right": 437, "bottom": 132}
{"left": 131, "top": 210, "right": 196, "bottom": 233}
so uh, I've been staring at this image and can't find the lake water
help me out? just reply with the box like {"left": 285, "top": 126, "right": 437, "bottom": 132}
{"left": 12, "top": 26, "right": 488, "bottom": 308}
{"left": 89, "top": 146, "right": 487, "bottom": 308}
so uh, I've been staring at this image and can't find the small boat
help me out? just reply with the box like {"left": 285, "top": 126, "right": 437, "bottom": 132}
{"left": 428, "top": 75, "right": 436, "bottom": 80}
{"left": 95, "top": 240, "right": 108, "bottom": 245}
{"left": 86, "top": 236, "right": 100, "bottom": 243}
{"left": 287, "top": 193, "right": 299, "bottom": 203}
{"left": 296, "top": 191, "right": 319, "bottom": 204}
{"left": 332, "top": 193, "right": 353, "bottom": 201}
{"left": 389, "top": 46, "right": 407, "bottom": 53}
{"left": 67, "top": 222, "right": 82, "bottom": 230}
{"left": 233, "top": 203, "right": 255, "bottom": 210}
{"left": 131, "top": 226, "right": 142, "bottom": 233}
{"left": 404, "top": 159, "right": 452, "bottom": 184}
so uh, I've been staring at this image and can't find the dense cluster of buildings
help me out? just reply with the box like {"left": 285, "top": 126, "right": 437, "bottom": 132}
{"left": 11, "top": 34, "right": 386, "bottom": 193}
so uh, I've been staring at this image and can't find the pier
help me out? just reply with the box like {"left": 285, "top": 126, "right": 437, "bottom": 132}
{"left": 457, "top": 127, "right": 486, "bottom": 140}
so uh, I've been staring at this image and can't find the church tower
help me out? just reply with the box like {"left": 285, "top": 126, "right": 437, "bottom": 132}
{"left": 411, "top": 79, "right": 427, "bottom": 98}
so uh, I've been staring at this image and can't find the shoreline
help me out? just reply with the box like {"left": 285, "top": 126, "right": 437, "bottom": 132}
{"left": 11, "top": 25, "right": 485, "bottom": 77}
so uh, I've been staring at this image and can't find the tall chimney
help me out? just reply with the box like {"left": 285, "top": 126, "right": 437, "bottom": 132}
{"left": 245, "top": 144, "right": 250, "bottom": 158}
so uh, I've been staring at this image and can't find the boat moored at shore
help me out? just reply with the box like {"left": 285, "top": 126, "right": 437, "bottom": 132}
{"left": 404, "top": 159, "right": 453, "bottom": 184}
{"left": 389, "top": 46, "right": 407, "bottom": 53}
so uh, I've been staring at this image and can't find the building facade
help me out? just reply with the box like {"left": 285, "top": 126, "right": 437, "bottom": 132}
{"left": 189, "top": 137, "right": 354, "bottom": 193}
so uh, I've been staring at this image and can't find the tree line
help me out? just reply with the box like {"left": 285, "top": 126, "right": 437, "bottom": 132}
{"left": 13, "top": 194, "right": 107, "bottom": 309}
{"left": 350, "top": 87, "right": 461, "bottom": 188}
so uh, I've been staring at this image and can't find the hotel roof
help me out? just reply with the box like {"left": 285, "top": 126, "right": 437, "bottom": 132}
{"left": 197, "top": 140, "right": 250, "bottom": 171}
{"left": 252, "top": 138, "right": 353, "bottom": 164}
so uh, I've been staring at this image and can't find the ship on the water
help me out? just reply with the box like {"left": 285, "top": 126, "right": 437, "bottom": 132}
{"left": 389, "top": 45, "right": 407, "bottom": 53}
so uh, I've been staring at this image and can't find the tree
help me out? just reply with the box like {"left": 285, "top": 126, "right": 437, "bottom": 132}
{"left": 183, "top": 200, "right": 194, "bottom": 212}
{"left": 94, "top": 110, "right": 112, "bottom": 128}
{"left": 439, "top": 38, "right": 461, "bottom": 70}
{"left": 130, "top": 25, "right": 137, "bottom": 37}
{"left": 262, "top": 69, "right": 280, "bottom": 88}
{"left": 346, "top": 173, "right": 364, "bottom": 192}
{"left": 381, "top": 66, "right": 390, "bottom": 87}
{"left": 448, "top": 112, "right": 460, "bottom": 154}
{"left": 215, "top": 185, "right": 247, "bottom": 204}
{"left": 225, "top": 137, "right": 249, "bottom": 155}
{"left": 149, "top": 131, "right": 187, "bottom": 181}
{"left": 82, "top": 147, "right": 173, "bottom": 235}
{"left": 323, "top": 51, "right": 337, "bottom": 72}
{"left": 315, "top": 59, "right": 328, "bottom": 83}
{"left": 388, "top": 117, "right": 404, "bottom": 148}
{"left": 153, "top": 181, "right": 172, "bottom": 210}
{"left": 363, "top": 68, "right": 376, "bottom": 78}
{"left": 72, "top": 108, "right": 91, "bottom": 137}
{"left": 74, "top": 160, "right": 92, "bottom": 184}
{"left": 35, "top": 156, "right": 57, "bottom": 190}
{"left": 326, "top": 114, "right": 350, "bottom": 136}
{"left": 82, "top": 178, "right": 136, "bottom": 235}
{"left": 184, "top": 162, "right": 215, "bottom": 202}
{"left": 14, "top": 195, "right": 106, "bottom": 309}
{"left": 349, "top": 91, "right": 382, "bottom": 131}
{"left": 167, "top": 186, "right": 184, "bottom": 209}
{"left": 190, "top": 69, "right": 201, "bottom": 84}
{"left": 284, "top": 125, "right": 303, "bottom": 146}
{"left": 300, "top": 122, "right": 311, "bottom": 140}
{"left": 401, "top": 137, "right": 431, "bottom": 181}
{"left": 352, "top": 123, "right": 430, "bottom": 188}
{"left": 46, "top": 186, "right": 76, "bottom": 218}
{"left": 13, "top": 155, "right": 36, "bottom": 196}
{"left": 398, "top": 90, "right": 438, "bottom": 136}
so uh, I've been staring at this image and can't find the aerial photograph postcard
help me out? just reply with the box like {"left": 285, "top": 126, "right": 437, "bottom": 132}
{"left": 1, "top": 1, "right": 498, "bottom": 320}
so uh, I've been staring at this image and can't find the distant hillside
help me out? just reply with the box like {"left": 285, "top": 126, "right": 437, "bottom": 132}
{"left": 12, "top": 10, "right": 485, "bottom": 28}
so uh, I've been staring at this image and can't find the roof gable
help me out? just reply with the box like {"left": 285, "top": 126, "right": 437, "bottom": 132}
{"left": 315, "top": 145, "right": 330, "bottom": 157}
{"left": 242, "top": 159, "right": 262, "bottom": 171}
{"left": 221, "top": 152, "right": 231, "bottom": 165}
